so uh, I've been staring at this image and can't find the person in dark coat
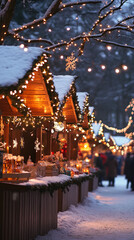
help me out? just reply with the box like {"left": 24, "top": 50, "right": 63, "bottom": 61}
{"left": 106, "top": 151, "right": 117, "bottom": 186}
{"left": 94, "top": 153, "right": 104, "bottom": 187}
{"left": 130, "top": 154, "right": 134, "bottom": 191}
{"left": 124, "top": 152, "right": 132, "bottom": 189}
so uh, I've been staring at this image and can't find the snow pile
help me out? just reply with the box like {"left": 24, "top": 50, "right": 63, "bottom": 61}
{"left": 53, "top": 75, "right": 75, "bottom": 103}
{"left": 76, "top": 92, "right": 88, "bottom": 111}
{"left": 92, "top": 122, "right": 101, "bottom": 136}
{"left": 0, "top": 46, "right": 43, "bottom": 87}
{"left": 111, "top": 136, "right": 131, "bottom": 146}
{"left": 36, "top": 176, "right": 134, "bottom": 240}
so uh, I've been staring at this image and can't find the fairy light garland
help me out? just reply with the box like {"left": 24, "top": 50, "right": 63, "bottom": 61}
{"left": 103, "top": 98, "right": 134, "bottom": 135}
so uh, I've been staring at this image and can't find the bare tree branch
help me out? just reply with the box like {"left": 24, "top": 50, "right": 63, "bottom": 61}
{"left": 59, "top": 0, "right": 101, "bottom": 10}
{"left": 95, "top": 38, "right": 134, "bottom": 50}
{"left": 9, "top": 0, "right": 61, "bottom": 34}
{"left": 78, "top": 0, "right": 130, "bottom": 53}
{"left": 9, "top": 0, "right": 101, "bottom": 36}
{"left": 8, "top": 32, "right": 54, "bottom": 45}
{"left": 116, "top": 15, "right": 134, "bottom": 26}
{"left": 99, "top": 0, "right": 115, "bottom": 15}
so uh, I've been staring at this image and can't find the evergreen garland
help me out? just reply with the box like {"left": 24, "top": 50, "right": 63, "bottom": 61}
{"left": 26, "top": 174, "right": 94, "bottom": 196}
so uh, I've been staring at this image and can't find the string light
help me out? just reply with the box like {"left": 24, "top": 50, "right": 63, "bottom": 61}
{"left": 106, "top": 45, "right": 112, "bottom": 51}
{"left": 115, "top": 68, "right": 120, "bottom": 74}
{"left": 101, "top": 65, "right": 106, "bottom": 70}
{"left": 60, "top": 55, "right": 64, "bottom": 59}
{"left": 88, "top": 67, "right": 92, "bottom": 72}
{"left": 104, "top": 98, "right": 134, "bottom": 135}
{"left": 122, "top": 65, "right": 128, "bottom": 71}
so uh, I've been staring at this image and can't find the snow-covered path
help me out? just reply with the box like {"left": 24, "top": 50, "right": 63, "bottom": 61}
{"left": 36, "top": 176, "right": 134, "bottom": 240}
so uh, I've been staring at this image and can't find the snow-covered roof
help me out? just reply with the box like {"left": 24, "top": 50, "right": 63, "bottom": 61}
{"left": 53, "top": 75, "right": 75, "bottom": 103}
{"left": 89, "top": 106, "right": 94, "bottom": 115}
{"left": 92, "top": 122, "right": 101, "bottom": 136}
{"left": 104, "top": 132, "right": 110, "bottom": 142}
{"left": 0, "top": 45, "right": 43, "bottom": 87}
{"left": 111, "top": 136, "right": 131, "bottom": 146}
{"left": 76, "top": 92, "right": 88, "bottom": 111}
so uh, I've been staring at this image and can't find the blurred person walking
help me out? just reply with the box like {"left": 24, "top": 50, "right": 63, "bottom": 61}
{"left": 106, "top": 151, "right": 118, "bottom": 187}
{"left": 130, "top": 153, "right": 134, "bottom": 191}
{"left": 94, "top": 153, "right": 104, "bottom": 187}
{"left": 124, "top": 152, "right": 132, "bottom": 189}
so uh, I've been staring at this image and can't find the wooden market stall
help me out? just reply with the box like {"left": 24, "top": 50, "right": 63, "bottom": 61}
{"left": 53, "top": 75, "right": 81, "bottom": 161}
{"left": 0, "top": 45, "right": 60, "bottom": 165}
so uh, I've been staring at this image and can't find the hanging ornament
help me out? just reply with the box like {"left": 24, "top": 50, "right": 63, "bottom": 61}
{"left": 0, "top": 142, "right": 6, "bottom": 149}
{"left": 20, "top": 137, "right": 24, "bottom": 148}
{"left": 54, "top": 122, "right": 64, "bottom": 132}
{"left": 13, "top": 138, "right": 18, "bottom": 148}
{"left": 65, "top": 53, "right": 78, "bottom": 71}
{"left": 34, "top": 138, "right": 40, "bottom": 152}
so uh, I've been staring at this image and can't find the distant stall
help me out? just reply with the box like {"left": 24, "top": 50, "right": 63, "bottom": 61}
{"left": 53, "top": 75, "right": 81, "bottom": 161}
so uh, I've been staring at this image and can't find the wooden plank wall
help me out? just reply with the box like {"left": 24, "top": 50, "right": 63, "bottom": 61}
{"left": 78, "top": 180, "right": 89, "bottom": 203}
{"left": 0, "top": 186, "right": 58, "bottom": 240}
{"left": 88, "top": 176, "right": 98, "bottom": 192}
{"left": 58, "top": 184, "right": 78, "bottom": 212}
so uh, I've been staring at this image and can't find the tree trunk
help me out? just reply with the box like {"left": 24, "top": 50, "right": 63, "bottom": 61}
{"left": 0, "top": 0, "right": 16, "bottom": 44}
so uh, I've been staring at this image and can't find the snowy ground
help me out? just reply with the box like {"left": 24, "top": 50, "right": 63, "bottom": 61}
{"left": 36, "top": 176, "right": 134, "bottom": 240}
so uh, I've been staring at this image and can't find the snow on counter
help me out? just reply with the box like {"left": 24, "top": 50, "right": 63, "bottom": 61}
{"left": 0, "top": 45, "right": 43, "bottom": 87}
{"left": 19, "top": 173, "right": 88, "bottom": 186}
{"left": 53, "top": 75, "right": 75, "bottom": 103}
{"left": 19, "top": 174, "right": 71, "bottom": 186}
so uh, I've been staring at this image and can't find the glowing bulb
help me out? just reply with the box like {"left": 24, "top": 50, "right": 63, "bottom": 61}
{"left": 122, "top": 65, "right": 128, "bottom": 71}
{"left": 24, "top": 47, "right": 28, "bottom": 52}
{"left": 115, "top": 68, "right": 120, "bottom": 74}
{"left": 20, "top": 44, "right": 24, "bottom": 48}
{"left": 60, "top": 55, "right": 64, "bottom": 59}
{"left": 106, "top": 45, "right": 112, "bottom": 51}
{"left": 66, "top": 27, "right": 70, "bottom": 31}
{"left": 101, "top": 65, "right": 106, "bottom": 70}
{"left": 48, "top": 29, "right": 52, "bottom": 32}
{"left": 88, "top": 68, "right": 92, "bottom": 72}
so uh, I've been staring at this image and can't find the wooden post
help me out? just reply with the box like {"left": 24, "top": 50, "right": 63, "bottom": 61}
{"left": 67, "top": 132, "right": 71, "bottom": 161}
{"left": 46, "top": 130, "right": 52, "bottom": 155}
{"left": 4, "top": 122, "right": 9, "bottom": 153}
